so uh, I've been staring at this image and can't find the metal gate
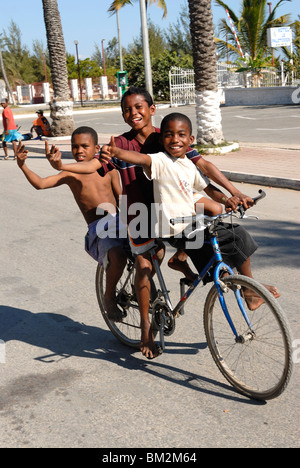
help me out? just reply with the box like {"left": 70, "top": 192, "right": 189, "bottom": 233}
{"left": 169, "top": 67, "right": 195, "bottom": 107}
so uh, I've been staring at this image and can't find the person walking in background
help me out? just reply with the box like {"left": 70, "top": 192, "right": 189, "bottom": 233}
{"left": 31, "top": 109, "right": 51, "bottom": 139}
{"left": 1, "top": 98, "right": 22, "bottom": 160}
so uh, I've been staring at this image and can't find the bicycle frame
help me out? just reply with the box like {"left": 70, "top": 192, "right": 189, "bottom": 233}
{"left": 150, "top": 230, "right": 254, "bottom": 341}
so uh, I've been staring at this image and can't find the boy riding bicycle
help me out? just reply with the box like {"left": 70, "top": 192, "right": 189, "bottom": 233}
{"left": 47, "top": 113, "right": 280, "bottom": 359}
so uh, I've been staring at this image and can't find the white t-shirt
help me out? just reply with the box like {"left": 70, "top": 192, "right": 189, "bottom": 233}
{"left": 146, "top": 151, "right": 209, "bottom": 237}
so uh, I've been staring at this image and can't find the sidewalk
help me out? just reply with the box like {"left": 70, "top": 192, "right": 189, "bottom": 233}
{"left": 18, "top": 135, "right": 300, "bottom": 191}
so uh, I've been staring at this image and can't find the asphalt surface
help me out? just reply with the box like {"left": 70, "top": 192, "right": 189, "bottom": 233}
{"left": 0, "top": 104, "right": 299, "bottom": 448}
{"left": 0, "top": 161, "right": 299, "bottom": 448}
{"left": 12, "top": 102, "right": 300, "bottom": 148}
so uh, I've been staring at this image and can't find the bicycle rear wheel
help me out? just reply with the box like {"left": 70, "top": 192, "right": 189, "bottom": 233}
{"left": 204, "top": 275, "right": 293, "bottom": 400}
{"left": 95, "top": 260, "right": 157, "bottom": 349}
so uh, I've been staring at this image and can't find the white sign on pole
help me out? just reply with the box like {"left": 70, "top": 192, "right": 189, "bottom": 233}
{"left": 267, "top": 27, "right": 292, "bottom": 48}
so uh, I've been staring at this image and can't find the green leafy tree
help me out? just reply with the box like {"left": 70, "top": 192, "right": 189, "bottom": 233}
{"left": 215, "top": 0, "right": 291, "bottom": 61}
{"left": 281, "top": 17, "right": 300, "bottom": 75}
{"left": 1, "top": 20, "right": 35, "bottom": 85}
{"left": 67, "top": 54, "right": 101, "bottom": 79}
{"left": 127, "top": 20, "right": 167, "bottom": 59}
{"left": 165, "top": 1, "right": 192, "bottom": 56}
{"left": 235, "top": 49, "right": 274, "bottom": 86}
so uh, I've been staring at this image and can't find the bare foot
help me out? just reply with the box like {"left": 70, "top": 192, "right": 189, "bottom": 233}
{"left": 104, "top": 295, "right": 124, "bottom": 322}
{"left": 168, "top": 251, "right": 197, "bottom": 282}
{"left": 243, "top": 284, "right": 280, "bottom": 311}
{"left": 243, "top": 292, "right": 265, "bottom": 311}
{"left": 140, "top": 321, "right": 160, "bottom": 360}
{"left": 263, "top": 284, "right": 281, "bottom": 299}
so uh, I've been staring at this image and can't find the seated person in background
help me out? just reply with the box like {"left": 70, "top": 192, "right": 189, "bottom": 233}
{"left": 31, "top": 110, "right": 51, "bottom": 139}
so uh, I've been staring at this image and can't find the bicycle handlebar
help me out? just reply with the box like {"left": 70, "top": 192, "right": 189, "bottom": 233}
{"left": 170, "top": 189, "right": 267, "bottom": 227}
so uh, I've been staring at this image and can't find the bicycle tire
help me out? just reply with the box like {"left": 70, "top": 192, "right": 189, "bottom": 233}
{"left": 203, "top": 274, "right": 294, "bottom": 401}
{"left": 95, "top": 260, "right": 158, "bottom": 349}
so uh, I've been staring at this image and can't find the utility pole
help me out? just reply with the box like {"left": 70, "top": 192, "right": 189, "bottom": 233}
{"left": 139, "top": 0, "right": 153, "bottom": 98}
{"left": 101, "top": 39, "right": 106, "bottom": 76}
{"left": 116, "top": 10, "right": 123, "bottom": 71}
{"left": 267, "top": 2, "right": 275, "bottom": 66}
{"left": 74, "top": 40, "right": 83, "bottom": 106}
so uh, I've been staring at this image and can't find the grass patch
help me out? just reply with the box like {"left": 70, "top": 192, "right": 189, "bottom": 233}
{"left": 194, "top": 140, "right": 239, "bottom": 154}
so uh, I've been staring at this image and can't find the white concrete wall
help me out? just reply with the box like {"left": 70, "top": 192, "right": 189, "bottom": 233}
{"left": 224, "top": 86, "right": 299, "bottom": 106}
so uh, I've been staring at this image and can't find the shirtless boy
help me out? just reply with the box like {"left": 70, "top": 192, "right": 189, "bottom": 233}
{"left": 16, "top": 126, "right": 127, "bottom": 321}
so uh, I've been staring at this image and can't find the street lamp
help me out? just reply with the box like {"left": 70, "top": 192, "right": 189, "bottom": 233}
{"left": 101, "top": 39, "right": 106, "bottom": 76}
{"left": 74, "top": 40, "right": 83, "bottom": 106}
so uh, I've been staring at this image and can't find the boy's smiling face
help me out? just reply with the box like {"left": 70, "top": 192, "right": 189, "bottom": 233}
{"left": 122, "top": 94, "right": 156, "bottom": 132}
{"left": 71, "top": 133, "right": 100, "bottom": 163}
{"left": 161, "top": 119, "right": 194, "bottom": 159}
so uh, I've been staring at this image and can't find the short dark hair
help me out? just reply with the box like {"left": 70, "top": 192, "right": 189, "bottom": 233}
{"left": 121, "top": 86, "right": 154, "bottom": 110}
{"left": 160, "top": 113, "right": 193, "bottom": 135}
{"left": 72, "top": 126, "right": 98, "bottom": 145}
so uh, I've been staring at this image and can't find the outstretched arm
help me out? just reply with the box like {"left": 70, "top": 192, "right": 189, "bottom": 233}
{"left": 102, "top": 136, "right": 152, "bottom": 177}
{"left": 196, "top": 157, "right": 254, "bottom": 210}
{"left": 16, "top": 141, "right": 67, "bottom": 190}
{"left": 45, "top": 141, "right": 101, "bottom": 174}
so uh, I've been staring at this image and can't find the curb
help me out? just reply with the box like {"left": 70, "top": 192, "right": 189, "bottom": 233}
{"left": 23, "top": 142, "right": 300, "bottom": 192}
{"left": 221, "top": 170, "right": 300, "bottom": 191}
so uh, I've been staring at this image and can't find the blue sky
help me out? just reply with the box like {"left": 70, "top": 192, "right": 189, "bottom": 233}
{"left": 0, "top": 0, "right": 298, "bottom": 59}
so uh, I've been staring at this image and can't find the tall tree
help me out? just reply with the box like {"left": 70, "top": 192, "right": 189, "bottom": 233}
{"left": 42, "top": 0, "right": 74, "bottom": 136}
{"left": 215, "top": 0, "right": 291, "bottom": 61}
{"left": 108, "top": 0, "right": 167, "bottom": 17}
{"left": 187, "top": 0, "right": 224, "bottom": 145}
{"left": 0, "top": 45, "right": 15, "bottom": 104}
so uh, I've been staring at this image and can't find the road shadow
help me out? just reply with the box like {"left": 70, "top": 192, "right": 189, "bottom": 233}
{"left": 0, "top": 304, "right": 264, "bottom": 406}
{"left": 237, "top": 218, "right": 300, "bottom": 269}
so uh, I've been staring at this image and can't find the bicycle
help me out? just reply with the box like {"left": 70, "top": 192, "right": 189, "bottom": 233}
{"left": 95, "top": 190, "right": 294, "bottom": 401}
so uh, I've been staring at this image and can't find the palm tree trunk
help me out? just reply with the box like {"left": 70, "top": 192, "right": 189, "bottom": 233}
{"left": 0, "top": 46, "right": 16, "bottom": 105}
{"left": 188, "top": 0, "right": 224, "bottom": 145}
{"left": 42, "top": 0, "right": 74, "bottom": 136}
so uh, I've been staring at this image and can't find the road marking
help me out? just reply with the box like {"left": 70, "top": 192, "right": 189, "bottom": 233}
{"left": 256, "top": 127, "right": 300, "bottom": 131}
{"left": 235, "top": 115, "right": 256, "bottom": 120}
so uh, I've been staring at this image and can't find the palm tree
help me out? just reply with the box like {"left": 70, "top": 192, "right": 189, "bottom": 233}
{"left": 108, "top": 0, "right": 167, "bottom": 96}
{"left": 42, "top": 0, "right": 74, "bottom": 136}
{"left": 187, "top": 0, "right": 224, "bottom": 145}
{"left": 215, "top": 0, "right": 291, "bottom": 61}
{"left": 0, "top": 44, "right": 15, "bottom": 105}
{"left": 108, "top": 0, "right": 167, "bottom": 18}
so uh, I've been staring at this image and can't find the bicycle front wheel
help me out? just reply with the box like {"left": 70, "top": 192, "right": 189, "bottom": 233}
{"left": 204, "top": 275, "right": 293, "bottom": 400}
{"left": 95, "top": 261, "right": 157, "bottom": 349}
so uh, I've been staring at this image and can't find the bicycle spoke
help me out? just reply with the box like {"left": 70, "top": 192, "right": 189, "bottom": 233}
{"left": 204, "top": 275, "right": 293, "bottom": 400}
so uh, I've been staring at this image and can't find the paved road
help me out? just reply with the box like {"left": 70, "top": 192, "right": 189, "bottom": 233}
{"left": 13, "top": 104, "right": 300, "bottom": 148}
{"left": 0, "top": 155, "right": 299, "bottom": 448}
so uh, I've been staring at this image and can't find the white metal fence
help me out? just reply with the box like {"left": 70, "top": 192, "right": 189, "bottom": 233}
{"left": 169, "top": 67, "right": 196, "bottom": 107}
{"left": 169, "top": 64, "right": 300, "bottom": 106}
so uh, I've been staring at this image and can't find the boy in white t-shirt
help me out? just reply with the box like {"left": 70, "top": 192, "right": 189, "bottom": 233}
{"left": 101, "top": 112, "right": 279, "bottom": 296}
